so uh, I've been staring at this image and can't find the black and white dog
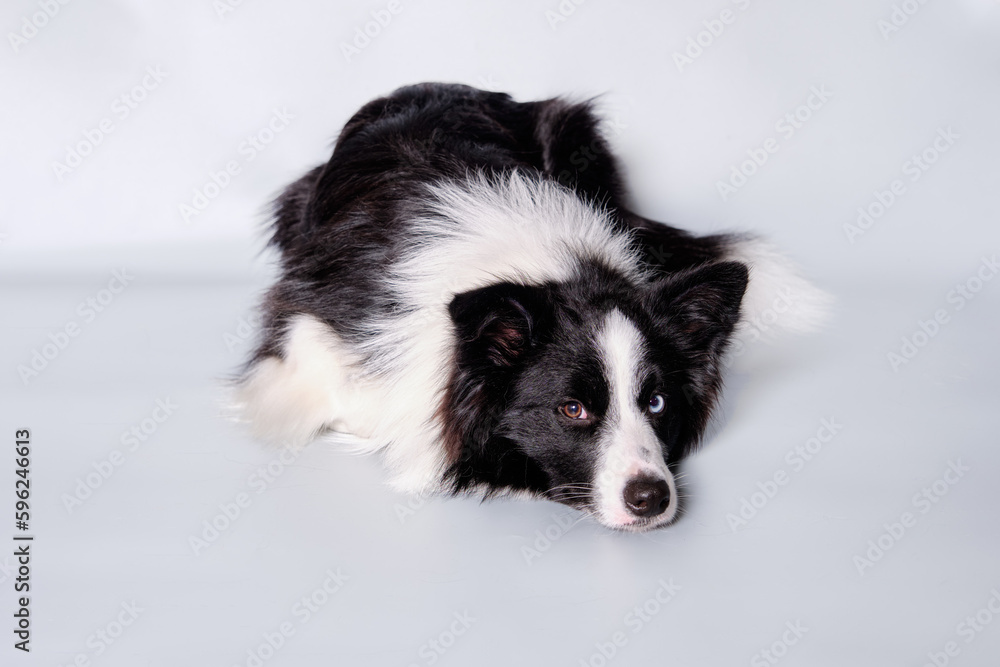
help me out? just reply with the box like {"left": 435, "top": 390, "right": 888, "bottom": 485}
{"left": 236, "top": 83, "right": 827, "bottom": 531}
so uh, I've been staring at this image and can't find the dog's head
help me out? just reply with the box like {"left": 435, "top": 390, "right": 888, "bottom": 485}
{"left": 443, "top": 260, "right": 748, "bottom": 531}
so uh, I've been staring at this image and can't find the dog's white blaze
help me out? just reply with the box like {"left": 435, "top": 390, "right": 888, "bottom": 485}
{"left": 594, "top": 310, "right": 677, "bottom": 528}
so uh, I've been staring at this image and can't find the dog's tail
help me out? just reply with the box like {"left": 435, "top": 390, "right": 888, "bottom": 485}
{"left": 628, "top": 216, "right": 832, "bottom": 342}
{"left": 722, "top": 235, "right": 833, "bottom": 340}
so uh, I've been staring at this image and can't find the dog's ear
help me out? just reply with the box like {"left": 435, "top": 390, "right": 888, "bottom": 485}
{"left": 649, "top": 261, "right": 749, "bottom": 355}
{"left": 449, "top": 283, "right": 551, "bottom": 368}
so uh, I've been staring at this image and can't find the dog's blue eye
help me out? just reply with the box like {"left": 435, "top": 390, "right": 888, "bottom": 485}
{"left": 648, "top": 394, "right": 665, "bottom": 414}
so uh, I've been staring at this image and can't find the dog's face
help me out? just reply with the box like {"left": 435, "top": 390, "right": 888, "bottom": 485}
{"left": 445, "top": 261, "right": 748, "bottom": 531}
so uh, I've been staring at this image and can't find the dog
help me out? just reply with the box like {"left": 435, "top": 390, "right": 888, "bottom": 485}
{"left": 235, "top": 83, "right": 828, "bottom": 531}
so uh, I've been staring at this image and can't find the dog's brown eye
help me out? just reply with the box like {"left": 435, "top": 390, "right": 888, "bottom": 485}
{"left": 560, "top": 401, "right": 589, "bottom": 420}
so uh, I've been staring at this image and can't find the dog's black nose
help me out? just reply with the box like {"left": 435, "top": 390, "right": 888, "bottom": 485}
{"left": 623, "top": 478, "right": 670, "bottom": 518}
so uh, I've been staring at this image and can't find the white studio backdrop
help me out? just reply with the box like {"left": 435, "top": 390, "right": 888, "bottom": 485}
{"left": 3, "top": 1, "right": 1000, "bottom": 667}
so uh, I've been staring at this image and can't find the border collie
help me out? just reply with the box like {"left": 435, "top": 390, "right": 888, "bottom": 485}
{"left": 236, "top": 83, "right": 828, "bottom": 532}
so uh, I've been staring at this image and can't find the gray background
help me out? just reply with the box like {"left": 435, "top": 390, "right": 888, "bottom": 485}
{"left": 3, "top": 1, "right": 999, "bottom": 665}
